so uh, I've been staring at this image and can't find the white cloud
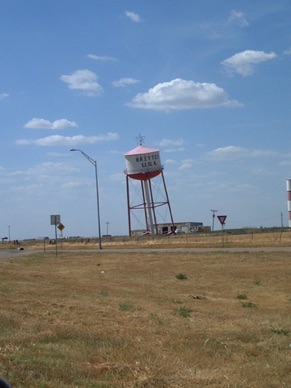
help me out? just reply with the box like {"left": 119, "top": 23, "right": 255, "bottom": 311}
{"left": 222, "top": 50, "right": 277, "bottom": 76}
{"left": 61, "top": 181, "right": 84, "bottom": 189}
{"left": 179, "top": 159, "right": 194, "bottom": 170}
{"left": 108, "top": 173, "right": 124, "bottom": 182}
{"left": 228, "top": 10, "right": 249, "bottom": 27}
{"left": 125, "top": 11, "right": 141, "bottom": 22}
{"left": 164, "top": 148, "right": 185, "bottom": 153}
{"left": 16, "top": 133, "right": 119, "bottom": 147}
{"left": 112, "top": 78, "right": 140, "bottom": 87}
{"left": 24, "top": 118, "right": 78, "bottom": 130}
{"left": 87, "top": 54, "right": 116, "bottom": 61}
{"left": 279, "top": 160, "right": 291, "bottom": 166}
{"left": 60, "top": 69, "right": 103, "bottom": 96}
{"left": 165, "top": 159, "right": 177, "bottom": 165}
{"left": 155, "top": 138, "right": 184, "bottom": 147}
{"left": 127, "top": 78, "right": 240, "bottom": 111}
{"left": 0, "top": 93, "right": 9, "bottom": 99}
{"left": 251, "top": 168, "right": 273, "bottom": 177}
{"left": 156, "top": 138, "right": 185, "bottom": 153}
{"left": 206, "top": 146, "right": 277, "bottom": 160}
{"left": 232, "top": 183, "right": 255, "bottom": 192}
{"left": 283, "top": 47, "right": 291, "bottom": 55}
{"left": 11, "top": 162, "right": 78, "bottom": 177}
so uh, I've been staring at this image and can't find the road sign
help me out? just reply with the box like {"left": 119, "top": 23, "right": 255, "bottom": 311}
{"left": 57, "top": 223, "right": 65, "bottom": 231}
{"left": 217, "top": 215, "right": 227, "bottom": 225}
{"left": 50, "top": 215, "right": 61, "bottom": 257}
{"left": 50, "top": 215, "right": 60, "bottom": 225}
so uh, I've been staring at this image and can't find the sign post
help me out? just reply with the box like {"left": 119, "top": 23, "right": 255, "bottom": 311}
{"left": 50, "top": 215, "right": 61, "bottom": 256}
{"left": 43, "top": 236, "right": 49, "bottom": 252}
{"left": 217, "top": 215, "right": 227, "bottom": 248}
{"left": 57, "top": 223, "right": 65, "bottom": 249}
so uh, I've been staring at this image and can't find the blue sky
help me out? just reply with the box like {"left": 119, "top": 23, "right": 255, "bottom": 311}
{"left": 1, "top": 0, "right": 291, "bottom": 240}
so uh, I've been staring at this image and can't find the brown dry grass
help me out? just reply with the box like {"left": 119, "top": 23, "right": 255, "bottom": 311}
{"left": 0, "top": 239, "right": 290, "bottom": 387}
{"left": 22, "top": 229, "right": 291, "bottom": 251}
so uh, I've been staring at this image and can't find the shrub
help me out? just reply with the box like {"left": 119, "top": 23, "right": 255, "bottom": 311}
{"left": 176, "top": 273, "right": 187, "bottom": 280}
{"left": 172, "top": 299, "right": 183, "bottom": 304}
{"left": 119, "top": 303, "right": 134, "bottom": 312}
{"left": 237, "top": 293, "right": 247, "bottom": 300}
{"left": 241, "top": 301, "right": 257, "bottom": 308}
{"left": 176, "top": 307, "right": 192, "bottom": 318}
{"left": 271, "top": 328, "right": 290, "bottom": 336}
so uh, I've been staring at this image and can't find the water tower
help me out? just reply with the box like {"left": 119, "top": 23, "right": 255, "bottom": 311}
{"left": 124, "top": 142, "right": 175, "bottom": 236}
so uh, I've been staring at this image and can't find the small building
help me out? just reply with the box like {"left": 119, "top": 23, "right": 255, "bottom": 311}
{"left": 132, "top": 221, "right": 210, "bottom": 236}
{"left": 159, "top": 221, "right": 210, "bottom": 234}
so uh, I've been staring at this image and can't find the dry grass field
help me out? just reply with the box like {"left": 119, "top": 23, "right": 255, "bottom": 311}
{"left": 23, "top": 229, "right": 291, "bottom": 251}
{"left": 0, "top": 232, "right": 290, "bottom": 387}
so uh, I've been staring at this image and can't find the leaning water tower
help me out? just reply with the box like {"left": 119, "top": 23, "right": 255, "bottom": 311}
{"left": 124, "top": 141, "right": 175, "bottom": 236}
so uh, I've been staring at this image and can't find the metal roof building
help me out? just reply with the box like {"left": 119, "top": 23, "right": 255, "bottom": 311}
{"left": 132, "top": 221, "right": 210, "bottom": 236}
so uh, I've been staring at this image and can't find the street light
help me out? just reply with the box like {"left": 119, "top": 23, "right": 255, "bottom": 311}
{"left": 70, "top": 149, "right": 102, "bottom": 250}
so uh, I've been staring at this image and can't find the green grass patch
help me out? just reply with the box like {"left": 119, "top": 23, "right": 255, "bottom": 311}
{"left": 241, "top": 301, "right": 257, "bottom": 308}
{"left": 119, "top": 302, "right": 134, "bottom": 312}
{"left": 271, "top": 328, "right": 290, "bottom": 336}
{"left": 237, "top": 293, "right": 247, "bottom": 300}
{"left": 176, "top": 307, "right": 192, "bottom": 318}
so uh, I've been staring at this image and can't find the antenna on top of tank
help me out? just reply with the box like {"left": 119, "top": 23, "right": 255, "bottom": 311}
{"left": 136, "top": 134, "right": 145, "bottom": 146}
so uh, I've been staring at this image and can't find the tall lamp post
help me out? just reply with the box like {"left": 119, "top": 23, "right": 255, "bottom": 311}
{"left": 70, "top": 149, "right": 102, "bottom": 250}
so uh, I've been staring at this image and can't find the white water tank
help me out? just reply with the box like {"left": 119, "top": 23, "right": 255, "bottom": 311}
{"left": 124, "top": 145, "right": 162, "bottom": 180}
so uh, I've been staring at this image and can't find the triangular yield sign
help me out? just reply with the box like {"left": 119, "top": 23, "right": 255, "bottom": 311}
{"left": 217, "top": 215, "right": 227, "bottom": 225}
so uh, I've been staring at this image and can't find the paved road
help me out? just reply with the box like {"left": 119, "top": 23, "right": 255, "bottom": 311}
{"left": 0, "top": 249, "right": 32, "bottom": 259}
{"left": 100, "top": 247, "right": 291, "bottom": 253}
{"left": 1, "top": 246, "right": 291, "bottom": 259}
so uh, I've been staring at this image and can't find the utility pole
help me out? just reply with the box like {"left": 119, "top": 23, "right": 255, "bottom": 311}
{"left": 7, "top": 226, "right": 11, "bottom": 243}
{"left": 210, "top": 210, "right": 218, "bottom": 231}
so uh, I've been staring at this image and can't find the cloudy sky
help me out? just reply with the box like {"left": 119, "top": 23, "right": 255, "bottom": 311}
{"left": 1, "top": 1, "right": 291, "bottom": 240}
